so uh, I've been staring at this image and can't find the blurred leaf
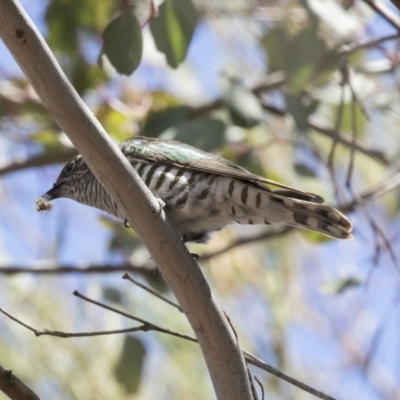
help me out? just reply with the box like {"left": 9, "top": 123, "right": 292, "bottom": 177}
{"left": 263, "top": 23, "right": 340, "bottom": 92}
{"left": 322, "top": 277, "right": 362, "bottom": 294}
{"left": 46, "top": 0, "right": 80, "bottom": 53}
{"left": 31, "top": 130, "right": 69, "bottom": 152}
{"left": 262, "top": 28, "right": 288, "bottom": 72}
{"left": 102, "top": 11, "right": 143, "bottom": 75}
{"left": 338, "top": 101, "right": 366, "bottom": 137}
{"left": 286, "top": 94, "right": 319, "bottom": 132}
{"left": 72, "top": 58, "right": 108, "bottom": 95}
{"left": 102, "top": 286, "right": 124, "bottom": 304}
{"left": 161, "top": 117, "right": 226, "bottom": 151}
{"left": 150, "top": 0, "right": 197, "bottom": 68}
{"left": 114, "top": 336, "right": 146, "bottom": 394}
{"left": 307, "top": 0, "right": 363, "bottom": 37}
{"left": 46, "top": 0, "right": 112, "bottom": 54}
{"left": 293, "top": 162, "right": 318, "bottom": 177}
{"left": 100, "top": 217, "right": 142, "bottom": 255}
{"left": 96, "top": 104, "right": 132, "bottom": 142}
{"left": 143, "top": 106, "right": 192, "bottom": 137}
{"left": 287, "top": 24, "right": 326, "bottom": 92}
{"left": 221, "top": 74, "right": 266, "bottom": 128}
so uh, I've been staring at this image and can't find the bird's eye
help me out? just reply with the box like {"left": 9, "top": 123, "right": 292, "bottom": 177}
{"left": 64, "top": 162, "right": 75, "bottom": 175}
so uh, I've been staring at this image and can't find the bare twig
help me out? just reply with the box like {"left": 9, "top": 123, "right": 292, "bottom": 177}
{"left": 243, "top": 352, "right": 336, "bottom": 400}
{"left": 0, "top": 364, "right": 41, "bottom": 400}
{"left": 345, "top": 93, "right": 358, "bottom": 188}
{"left": 123, "top": 273, "right": 183, "bottom": 312}
{"left": 341, "top": 33, "right": 400, "bottom": 54}
{"left": 0, "top": 299, "right": 335, "bottom": 400}
{"left": 0, "top": 149, "right": 77, "bottom": 177}
{"left": 328, "top": 84, "right": 345, "bottom": 168}
{"left": 0, "top": 263, "right": 150, "bottom": 275}
{"left": 254, "top": 377, "right": 264, "bottom": 400}
{"left": 363, "top": 0, "right": 400, "bottom": 32}
{"left": 308, "top": 118, "right": 389, "bottom": 166}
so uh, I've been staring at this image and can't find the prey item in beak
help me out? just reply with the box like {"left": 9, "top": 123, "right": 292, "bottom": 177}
{"left": 36, "top": 183, "right": 61, "bottom": 211}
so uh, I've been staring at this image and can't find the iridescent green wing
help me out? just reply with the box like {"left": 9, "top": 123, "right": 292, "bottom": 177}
{"left": 120, "top": 136, "right": 323, "bottom": 203}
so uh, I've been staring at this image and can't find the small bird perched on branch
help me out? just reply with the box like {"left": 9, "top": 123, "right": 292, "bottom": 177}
{"left": 37, "top": 136, "right": 353, "bottom": 243}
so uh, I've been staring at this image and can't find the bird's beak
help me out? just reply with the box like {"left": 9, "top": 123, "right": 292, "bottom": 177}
{"left": 41, "top": 183, "right": 62, "bottom": 201}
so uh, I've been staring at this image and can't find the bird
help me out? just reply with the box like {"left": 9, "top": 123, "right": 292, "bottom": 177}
{"left": 37, "top": 136, "right": 353, "bottom": 243}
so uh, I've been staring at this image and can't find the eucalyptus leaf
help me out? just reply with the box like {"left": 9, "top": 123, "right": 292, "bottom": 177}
{"left": 150, "top": 0, "right": 197, "bottom": 68}
{"left": 114, "top": 336, "right": 146, "bottom": 394}
{"left": 102, "top": 11, "right": 143, "bottom": 75}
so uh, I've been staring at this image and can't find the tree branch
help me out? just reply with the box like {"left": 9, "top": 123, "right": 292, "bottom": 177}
{"left": 0, "top": 298, "right": 336, "bottom": 400}
{"left": 0, "top": 148, "right": 77, "bottom": 177}
{"left": 0, "top": 364, "right": 41, "bottom": 400}
{"left": 0, "top": 1, "right": 253, "bottom": 398}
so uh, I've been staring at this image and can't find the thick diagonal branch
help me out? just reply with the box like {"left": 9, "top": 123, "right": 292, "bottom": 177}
{"left": 0, "top": 1, "right": 253, "bottom": 399}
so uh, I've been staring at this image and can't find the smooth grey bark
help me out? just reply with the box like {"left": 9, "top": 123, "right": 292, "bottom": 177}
{"left": 0, "top": 1, "right": 253, "bottom": 399}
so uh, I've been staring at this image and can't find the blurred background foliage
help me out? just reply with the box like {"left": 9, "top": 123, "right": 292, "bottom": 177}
{"left": 1, "top": 0, "right": 400, "bottom": 399}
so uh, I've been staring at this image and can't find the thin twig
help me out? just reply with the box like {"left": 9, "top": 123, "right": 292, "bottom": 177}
{"left": 345, "top": 93, "right": 358, "bottom": 188}
{"left": 123, "top": 273, "right": 183, "bottom": 312}
{"left": 0, "top": 264, "right": 150, "bottom": 275}
{"left": 254, "top": 377, "right": 264, "bottom": 400}
{"left": 0, "top": 301, "right": 336, "bottom": 400}
{"left": 341, "top": 32, "right": 400, "bottom": 54}
{"left": 243, "top": 352, "right": 336, "bottom": 400}
{"left": 363, "top": 0, "right": 400, "bottom": 32}
{"left": 328, "top": 84, "right": 345, "bottom": 168}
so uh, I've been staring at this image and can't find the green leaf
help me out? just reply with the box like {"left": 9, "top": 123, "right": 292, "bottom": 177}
{"left": 293, "top": 162, "right": 318, "bottom": 177}
{"left": 338, "top": 101, "right": 366, "bottom": 137}
{"left": 114, "top": 336, "right": 146, "bottom": 394}
{"left": 143, "top": 106, "right": 192, "bottom": 137}
{"left": 150, "top": 0, "right": 197, "bottom": 68}
{"left": 286, "top": 94, "right": 319, "bottom": 132}
{"left": 46, "top": 0, "right": 113, "bottom": 54}
{"left": 102, "top": 286, "right": 124, "bottom": 304}
{"left": 102, "top": 11, "right": 143, "bottom": 75}
{"left": 287, "top": 24, "right": 327, "bottom": 92}
{"left": 221, "top": 74, "right": 266, "bottom": 128}
{"left": 262, "top": 28, "right": 288, "bottom": 73}
{"left": 46, "top": 0, "right": 80, "bottom": 53}
{"left": 321, "top": 277, "right": 362, "bottom": 295}
{"left": 161, "top": 117, "right": 226, "bottom": 151}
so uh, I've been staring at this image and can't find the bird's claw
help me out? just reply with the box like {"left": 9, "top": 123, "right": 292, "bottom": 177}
{"left": 156, "top": 198, "right": 166, "bottom": 212}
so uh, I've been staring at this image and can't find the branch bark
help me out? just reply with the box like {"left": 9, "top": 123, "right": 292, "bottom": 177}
{"left": 0, "top": 364, "right": 41, "bottom": 400}
{"left": 0, "top": 1, "right": 253, "bottom": 399}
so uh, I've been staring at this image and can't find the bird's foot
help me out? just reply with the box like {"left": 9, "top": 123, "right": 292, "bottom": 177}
{"left": 156, "top": 198, "right": 166, "bottom": 212}
{"left": 153, "top": 267, "right": 162, "bottom": 276}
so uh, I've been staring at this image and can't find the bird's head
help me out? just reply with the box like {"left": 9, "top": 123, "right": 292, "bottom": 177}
{"left": 38, "top": 155, "right": 90, "bottom": 205}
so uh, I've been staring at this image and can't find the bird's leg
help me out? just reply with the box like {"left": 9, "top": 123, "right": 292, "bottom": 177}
{"left": 155, "top": 197, "right": 166, "bottom": 212}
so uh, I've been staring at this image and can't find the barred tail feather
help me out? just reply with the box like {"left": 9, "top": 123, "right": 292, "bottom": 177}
{"left": 232, "top": 185, "right": 353, "bottom": 239}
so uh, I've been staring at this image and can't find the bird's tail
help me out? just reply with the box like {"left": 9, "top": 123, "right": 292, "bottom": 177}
{"left": 233, "top": 188, "right": 353, "bottom": 239}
